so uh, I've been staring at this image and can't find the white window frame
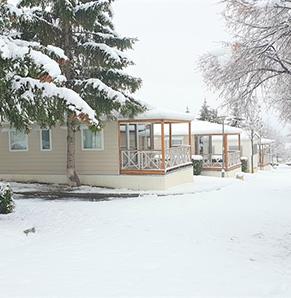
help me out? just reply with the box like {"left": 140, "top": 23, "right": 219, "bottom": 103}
{"left": 9, "top": 129, "right": 29, "bottom": 152}
{"left": 40, "top": 129, "right": 52, "bottom": 151}
{"left": 81, "top": 127, "right": 104, "bottom": 151}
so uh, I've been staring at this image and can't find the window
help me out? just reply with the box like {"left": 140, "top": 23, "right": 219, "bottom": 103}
{"left": 82, "top": 128, "right": 103, "bottom": 150}
{"left": 229, "top": 145, "right": 239, "bottom": 151}
{"left": 172, "top": 137, "right": 184, "bottom": 146}
{"left": 9, "top": 130, "right": 28, "bottom": 151}
{"left": 41, "top": 129, "right": 52, "bottom": 151}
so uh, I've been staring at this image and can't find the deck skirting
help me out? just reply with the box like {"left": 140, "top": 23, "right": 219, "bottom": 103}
{"left": 0, "top": 166, "right": 193, "bottom": 191}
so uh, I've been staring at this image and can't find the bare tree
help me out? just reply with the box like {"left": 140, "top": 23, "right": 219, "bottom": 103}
{"left": 199, "top": 0, "right": 291, "bottom": 122}
{"left": 262, "top": 122, "right": 288, "bottom": 162}
{"left": 242, "top": 101, "right": 264, "bottom": 173}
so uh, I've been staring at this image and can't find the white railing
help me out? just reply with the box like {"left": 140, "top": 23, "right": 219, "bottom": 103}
{"left": 121, "top": 145, "right": 192, "bottom": 171}
{"left": 165, "top": 145, "right": 191, "bottom": 169}
{"left": 202, "top": 151, "right": 241, "bottom": 169}
{"left": 202, "top": 154, "right": 223, "bottom": 168}
{"left": 121, "top": 150, "right": 162, "bottom": 170}
{"left": 227, "top": 150, "right": 241, "bottom": 168}
{"left": 260, "top": 153, "right": 271, "bottom": 166}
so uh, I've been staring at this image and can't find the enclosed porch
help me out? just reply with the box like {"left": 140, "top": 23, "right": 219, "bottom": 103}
{"left": 195, "top": 133, "right": 241, "bottom": 173}
{"left": 259, "top": 138, "right": 274, "bottom": 169}
{"left": 118, "top": 117, "right": 193, "bottom": 175}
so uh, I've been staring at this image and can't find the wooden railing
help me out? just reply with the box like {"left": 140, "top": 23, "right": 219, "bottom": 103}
{"left": 121, "top": 145, "right": 191, "bottom": 172}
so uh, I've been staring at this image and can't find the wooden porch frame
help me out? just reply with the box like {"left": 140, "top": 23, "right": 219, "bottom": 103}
{"left": 195, "top": 132, "right": 241, "bottom": 172}
{"left": 118, "top": 119, "right": 192, "bottom": 175}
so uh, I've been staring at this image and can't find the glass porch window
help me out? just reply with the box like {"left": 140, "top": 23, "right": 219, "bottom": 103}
{"left": 119, "top": 124, "right": 153, "bottom": 150}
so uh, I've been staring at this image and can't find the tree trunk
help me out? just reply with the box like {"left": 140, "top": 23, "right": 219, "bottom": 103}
{"left": 251, "top": 130, "right": 254, "bottom": 174}
{"left": 62, "top": 22, "right": 80, "bottom": 186}
{"left": 67, "top": 114, "right": 81, "bottom": 186}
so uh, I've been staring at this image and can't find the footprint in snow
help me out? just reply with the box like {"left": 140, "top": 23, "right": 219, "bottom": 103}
{"left": 252, "top": 232, "right": 264, "bottom": 239}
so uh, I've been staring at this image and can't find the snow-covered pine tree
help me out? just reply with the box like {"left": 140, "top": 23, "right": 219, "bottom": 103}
{"left": 198, "top": 99, "right": 219, "bottom": 123}
{"left": 227, "top": 103, "right": 243, "bottom": 128}
{"left": 0, "top": 184, "right": 14, "bottom": 215}
{"left": 209, "top": 108, "right": 219, "bottom": 124}
{"left": 198, "top": 99, "right": 212, "bottom": 121}
{"left": 1, "top": 0, "right": 144, "bottom": 185}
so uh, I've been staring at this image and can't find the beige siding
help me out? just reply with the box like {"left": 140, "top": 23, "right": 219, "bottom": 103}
{"left": 76, "top": 121, "right": 119, "bottom": 175}
{"left": 0, "top": 121, "right": 119, "bottom": 176}
{"left": 0, "top": 125, "right": 67, "bottom": 175}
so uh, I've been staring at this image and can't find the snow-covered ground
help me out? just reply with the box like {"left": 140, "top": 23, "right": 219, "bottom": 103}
{"left": 7, "top": 174, "right": 238, "bottom": 196}
{"left": 1, "top": 166, "right": 291, "bottom": 297}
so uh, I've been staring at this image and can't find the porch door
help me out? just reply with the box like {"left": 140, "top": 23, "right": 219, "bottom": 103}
{"left": 128, "top": 124, "right": 138, "bottom": 150}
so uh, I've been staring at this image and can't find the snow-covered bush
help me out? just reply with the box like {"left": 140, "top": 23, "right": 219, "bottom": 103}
{"left": 241, "top": 157, "right": 248, "bottom": 173}
{"left": 0, "top": 184, "right": 15, "bottom": 214}
{"left": 192, "top": 155, "right": 203, "bottom": 175}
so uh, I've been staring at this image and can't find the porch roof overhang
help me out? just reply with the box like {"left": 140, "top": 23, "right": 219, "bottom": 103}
{"left": 190, "top": 120, "right": 242, "bottom": 136}
{"left": 118, "top": 108, "right": 195, "bottom": 124}
{"left": 153, "top": 120, "right": 242, "bottom": 136}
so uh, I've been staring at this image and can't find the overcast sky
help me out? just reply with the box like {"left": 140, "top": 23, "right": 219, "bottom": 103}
{"left": 113, "top": 0, "right": 228, "bottom": 116}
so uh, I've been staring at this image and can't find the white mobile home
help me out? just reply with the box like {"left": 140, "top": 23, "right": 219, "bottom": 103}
{"left": 0, "top": 109, "right": 194, "bottom": 191}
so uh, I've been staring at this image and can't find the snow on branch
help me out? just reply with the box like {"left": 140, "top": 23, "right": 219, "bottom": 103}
{"left": 75, "top": 0, "right": 110, "bottom": 13}
{"left": 0, "top": 36, "right": 62, "bottom": 78}
{"left": 75, "top": 78, "right": 128, "bottom": 103}
{"left": 46, "top": 45, "right": 68, "bottom": 60}
{"left": 81, "top": 41, "right": 132, "bottom": 64}
{"left": 11, "top": 76, "right": 97, "bottom": 124}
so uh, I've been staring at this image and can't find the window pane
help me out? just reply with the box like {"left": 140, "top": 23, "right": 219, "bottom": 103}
{"left": 119, "top": 124, "right": 127, "bottom": 149}
{"left": 41, "top": 129, "right": 51, "bottom": 150}
{"left": 83, "top": 129, "right": 102, "bottom": 149}
{"left": 172, "top": 138, "right": 183, "bottom": 146}
{"left": 10, "top": 131, "right": 28, "bottom": 151}
{"left": 229, "top": 145, "right": 239, "bottom": 151}
{"left": 129, "top": 124, "right": 137, "bottom": 149}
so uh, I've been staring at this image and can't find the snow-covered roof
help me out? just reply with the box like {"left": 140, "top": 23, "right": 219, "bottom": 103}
{"left": 228, "top": 132, "right": 274, "bottom": 144}
{"left": 191, "top": 120, "right": 242, "bottom": 135}
{"left": 152, "top": 120, "right": 242, "bottom": 136}
{"left": 227, "top": 130, "right": 252, "bottom": 141}
{"left": 260, "top": 138, "right": 275, "bottom": 145}
{"left": 168, "top": 120, "right": 242, "bottom": 135}
{"left": 120, "top": 108, "right": 195, "bottom": 122}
